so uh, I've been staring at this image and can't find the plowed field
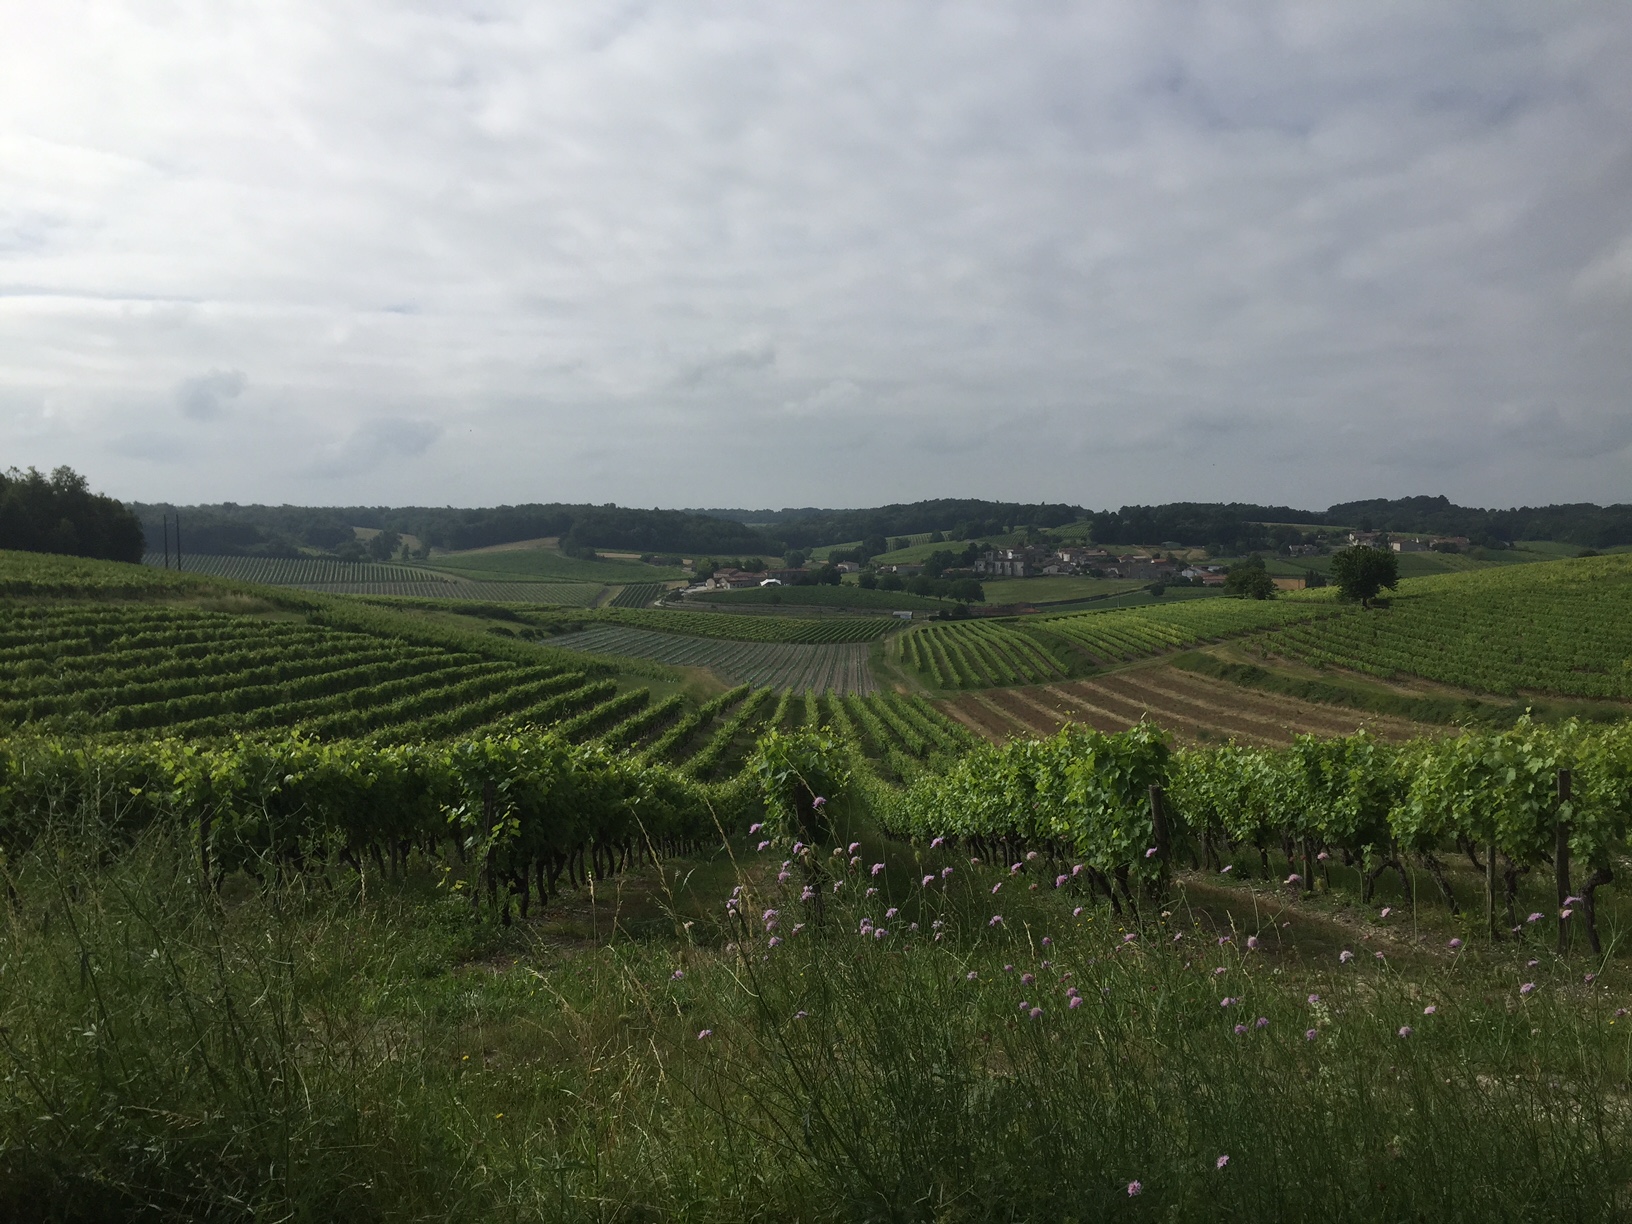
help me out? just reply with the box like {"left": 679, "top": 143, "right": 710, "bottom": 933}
{"left": 939, "top": 663, "right": 1435, "bottom": 746}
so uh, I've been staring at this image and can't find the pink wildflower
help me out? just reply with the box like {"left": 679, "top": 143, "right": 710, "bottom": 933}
{"left": 697, "top": 1029, "right": 713, "bottom": 1040}
{"left": 1305, "top": 1028, "right": 1318, "bottom": 1041}
{"left": 1520, "top": 982, "right": 1536, "bottom": 995}
{"left": 1528, "top": 912, "right": 1544, "bottom": 923}
{"left": 1448, "top": 938, "right": 1463, "bottom": 950}
{"left": 1398, "top": 1026, "right": 1412, "bottom": 1038}
{"left": 1340, "top": 950, "right": 1354, "bottom": 963}
{"left": 871, "top": 863, "right": 885, "bottom": 876}
{"left": 1423, "top": 1005, "right": 1436, "bottom": 1015}
{"left": 1127, "top": 1181, "right": 1142, "bottom": 1197}
{"left": 1216, "top": 1155, "right": 1230, "bottom": 1169}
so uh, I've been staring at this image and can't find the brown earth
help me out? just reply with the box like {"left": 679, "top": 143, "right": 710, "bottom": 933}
{"left": 938, "top": 662, "right": 1440, "bottom": 746}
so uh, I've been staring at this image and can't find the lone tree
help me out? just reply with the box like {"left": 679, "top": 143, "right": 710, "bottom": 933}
{"left": 1331, "top": 546, "right": 1399, "bottom": 607}
{"left": 1223, "top": 555, "right": 1277, "bottom": 600}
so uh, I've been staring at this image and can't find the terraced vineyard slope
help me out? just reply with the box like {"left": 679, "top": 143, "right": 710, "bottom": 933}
{"left": 0, "top": 601, "right": 622, "bottom": 740}
{"left": 892, "top": 597, "right": 1338, "bottom": 688}
{"left": 937, "top": 663, "right": 1436, "bottom": 747}
{"left": 1260, "top": 554, "right": 1632, "bottom": 700}
{"left": 539, "top": 606, "right": 894, "bottom": 644}
{"left": 140, "top": 553, "right": 446, "bottom": 585}
{"left": 548, "top": 624, "right": 877, "bottom": 693}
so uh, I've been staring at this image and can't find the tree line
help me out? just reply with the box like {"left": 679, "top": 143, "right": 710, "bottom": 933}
{"left": 0, "top": 466, "right": 144, "bottom": 563}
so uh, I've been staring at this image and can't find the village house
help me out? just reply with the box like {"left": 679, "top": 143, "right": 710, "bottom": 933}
{"left": 975, "top": 548, "right": 1036, "bottom": 578}
{"left": 1390, "top": 538, "right": 1429, "bottom": 553}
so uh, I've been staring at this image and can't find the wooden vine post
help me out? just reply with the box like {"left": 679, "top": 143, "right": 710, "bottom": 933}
{"left": 1556, "top": 768, "right": 1572, "bottom": 956}
{"left": 1148, "top": 783, "right": 1171, "bottom": 901}
{"left": 1485, "top": 841, "right": 1497, "bottom": 941}
{"left": 480, "top": 779, "right": 498, "bottom": 914}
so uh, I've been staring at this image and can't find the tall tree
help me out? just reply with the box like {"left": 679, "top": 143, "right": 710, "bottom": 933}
{"left": 1331, "top": 546, "right": 1399, "bottom": 607}
{"left": 0, "top": 466, "right": 143, "bottom": 563}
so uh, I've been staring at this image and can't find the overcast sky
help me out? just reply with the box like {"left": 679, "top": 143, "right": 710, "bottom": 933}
{"left": 3, "top": 2, "right": 1630, "bottom": 511}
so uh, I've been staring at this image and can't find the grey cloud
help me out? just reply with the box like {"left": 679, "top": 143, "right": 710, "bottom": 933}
{"left": 176, "top": 369, "right": 246, "bottom": 420}
{"left": 3, "top": 4, "right": 1631, "bottom": 508}
{"left": 308, "top": 417, "right": 443, "bottom": 478}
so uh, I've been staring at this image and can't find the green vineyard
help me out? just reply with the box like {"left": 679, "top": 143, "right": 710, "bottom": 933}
{"left": 607, "top": 582, "right": 666, "bottom": 607}
{"left": 546, "top": 605, "right": 895, "bottom": 644}
{"left": 313, "top": 581, "right": 605, "bottom": 605}
{"left": 546, "top": 624, "right": 877, "bottom": 693}
{"left": 893, "top": 598, "right": 1337, "bottom": 688}
{"left": 0, "top": 602, "right": 606, "bottom": 741}
{"left": 140, "top": 553, "right": 445, "bottom": 585}
{"left": 1262, "top": 554, "right": 1632, "bottom": 700}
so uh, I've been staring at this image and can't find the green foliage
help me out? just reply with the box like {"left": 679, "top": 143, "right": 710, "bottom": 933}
{"left": 748, "top": 725, "right": 853, "bottom": 843}
{"left": 0, "top": 465, "right": 143, "bottom": 562}
{"left": 1267, "top": 553, "right": 1632, "bottom": 699}
{"left": 1224, "top": 556, "right": 1277, "bottom": 600}
{"left": 1331, "top": 545, "right": 1400, "bottom": 605}
{"left": 536, "top": 604, "right": 893, "bottom": 644}
{"left": 545, "top": 624, "right": 877, "bottom": 693}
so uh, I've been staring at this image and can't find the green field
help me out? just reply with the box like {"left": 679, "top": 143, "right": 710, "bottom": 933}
{"left": 548, "top": 624, "right": 878, "bottom": 693}
{"left": 891, "top": 597, "right": 1339, "bottom": 688}
{"left": 429, "top": 545, "right": 686, "bottom": 584}
{"left": 530, "top": 605, "right": 896, "bottom": 644}
{"left": 693, "top": 584, "right": 952, "bottom": 611}
{"left": 980, "top": 576, "right": 1146, "bottom": 604}
{"left": 1260, "top": 553, "right": 1632, "bottom": 700}
{"left": 8, "top": 545, "right": 1632, "bottom": 1217}
{"left": 140, "top": 553, "right": 447, "bottom": 585}
{"left": 316, "top": 580, "right": 605, "bottom": 605}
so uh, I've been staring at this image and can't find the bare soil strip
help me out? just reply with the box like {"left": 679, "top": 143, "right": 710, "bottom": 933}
{"left": 1137, "top": 669, "right": 1431, "bottom": 741}
{"left": 977, "top": 691, "right": 1058, "bottom": 738}
{"left": 1037, "top": 685, "right": 1155, "bottom": 734}
{"left": 942, "top": 694, "right": 1018, "bottom": 741}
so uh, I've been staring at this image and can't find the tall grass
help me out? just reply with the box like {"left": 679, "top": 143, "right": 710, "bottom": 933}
{"left": 2, "top": 815, "right": 1630, "bottom": 1221}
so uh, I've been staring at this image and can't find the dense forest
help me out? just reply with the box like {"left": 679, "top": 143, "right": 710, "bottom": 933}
{"left": 0, "top": 466, "right": 144, "bottom": 562}
{"left": 131, "top": 503, "right": 777, "bottom": 559}
{"left": 125, "top": 494, "right": 1632, "bottom": 559}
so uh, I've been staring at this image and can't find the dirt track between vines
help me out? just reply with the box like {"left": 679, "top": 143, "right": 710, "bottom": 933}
{"left": 938, "top": 663, "right": 1438, "bottom": 746}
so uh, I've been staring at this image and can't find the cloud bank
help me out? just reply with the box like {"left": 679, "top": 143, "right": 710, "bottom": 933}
{"left": 2, "top": 2, "right": 1629, "bottom": 509}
